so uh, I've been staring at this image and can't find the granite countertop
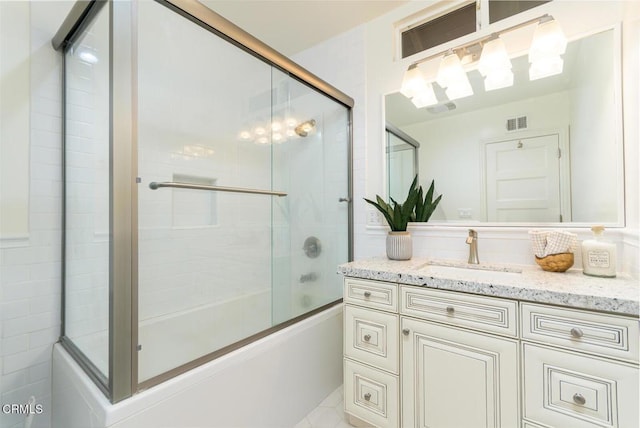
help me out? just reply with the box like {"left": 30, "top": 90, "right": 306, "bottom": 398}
{"left": 338, "top": 257, "right": 640, "bottom": 316}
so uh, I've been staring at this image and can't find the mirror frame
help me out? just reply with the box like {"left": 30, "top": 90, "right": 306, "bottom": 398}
{"left": 382, "top": 23, "right": 625, "bottom": 228}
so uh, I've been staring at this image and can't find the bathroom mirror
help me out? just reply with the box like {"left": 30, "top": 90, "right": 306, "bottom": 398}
{"left": 385, "top": 27, "right": 623, "bottom": 226}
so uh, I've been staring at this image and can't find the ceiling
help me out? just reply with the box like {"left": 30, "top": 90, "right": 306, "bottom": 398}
{"left": 200, "top": 0, "right": 409, "bottom": 56}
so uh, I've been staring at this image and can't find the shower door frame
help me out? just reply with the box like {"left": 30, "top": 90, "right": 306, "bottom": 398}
{"left": 54, "top": 0, "right": 354, "bottom": 403}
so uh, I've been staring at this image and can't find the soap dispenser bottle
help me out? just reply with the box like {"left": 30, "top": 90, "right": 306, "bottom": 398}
{"left": 581, "top": 226, "right": 616, "bottom": 278}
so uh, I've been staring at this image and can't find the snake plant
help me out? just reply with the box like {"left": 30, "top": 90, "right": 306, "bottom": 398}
{"left": 412, "top": 178, "right": 442, "bottom": 222}
{"left": 364, "top": 176, "right": 442, "bottom": 230}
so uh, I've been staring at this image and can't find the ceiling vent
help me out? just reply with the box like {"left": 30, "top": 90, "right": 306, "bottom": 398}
{"left": 506, "top": 115, "right": 528, "bottom": 132}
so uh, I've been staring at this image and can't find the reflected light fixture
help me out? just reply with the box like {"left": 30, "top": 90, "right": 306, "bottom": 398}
{"left": 399, "top": 14, "right": 566, "bottom": 106}
{"left": 478, "top": 35, "right": 513, "bottom": 91}
{"left": 529, "top": 17, "right": 567, "bottom": 80}
{"left": 436, "top": 50, "right": 473, "bottom": 100}
{"left": 294, "top": 119, "right": 316, "bottom": 137}
{"left": 238, "top": 115, "right": 312, "bottom": 144}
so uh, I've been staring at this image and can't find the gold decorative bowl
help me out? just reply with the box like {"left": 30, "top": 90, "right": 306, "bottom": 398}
{"left": 535, "top": 252, "right": 574, "bottom": 272}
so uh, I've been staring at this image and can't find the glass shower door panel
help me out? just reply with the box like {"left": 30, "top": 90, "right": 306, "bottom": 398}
{"left": 63, "top": 5, "right": 110, "bottom": 379}
{"left": 137, "top": 2, "right": 273, "bottom": 382}
{"left": 272, "top": 73, "right": 350, "bottom": 324}
{"left": 387, "top": 132, "right": 416, "bottom": 202}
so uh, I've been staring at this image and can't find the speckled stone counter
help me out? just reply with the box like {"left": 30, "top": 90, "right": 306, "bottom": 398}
{"left": 338, "top": 257, "right": 640, "bottom": 316}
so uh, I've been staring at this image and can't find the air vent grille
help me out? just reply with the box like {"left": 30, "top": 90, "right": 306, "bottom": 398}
{"left": 506, "top": 115, "right": 528, "bottom": 132}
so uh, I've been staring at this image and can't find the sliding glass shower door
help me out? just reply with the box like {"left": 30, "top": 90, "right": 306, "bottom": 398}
{"left": 136, "top": 1, "right": 349, "bottom": 383}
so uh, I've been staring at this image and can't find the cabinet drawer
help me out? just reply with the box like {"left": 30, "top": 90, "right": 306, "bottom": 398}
{"left": 344, "top": 305, "right": 399, "bottom": 374}
{"left": 521, "top": 303, "right": 639, "bottom": 363}
{"left": 344, "top": 278, "right": 397, "bottom": 312}
{"left": 400, "top": 285, "right": 518, "bottom": 337}
{"left": 344, "top": 359, "right": 399, "bottom": 428}
{"left": 522, "top": 343, "right": 639, "bottom": 428}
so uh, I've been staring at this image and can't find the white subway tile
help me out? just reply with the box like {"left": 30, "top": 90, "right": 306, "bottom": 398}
{"left": 28, "top": 327, "right": 59, "bottom": 349}
{"left": 0, "top": 335, "right": 29, "bottom": 356}
{"left": 2, "top": 346, "right": 51, "bottom": 375}
{"left": 0, "top": 368, "right": 27, "bottom": 394}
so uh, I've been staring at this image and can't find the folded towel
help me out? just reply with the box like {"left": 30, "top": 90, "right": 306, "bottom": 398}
{"left": 529, "top": 230, "right": 577, "bottom": 258}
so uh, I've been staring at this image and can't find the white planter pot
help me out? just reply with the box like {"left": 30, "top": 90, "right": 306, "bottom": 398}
{"left": 386, "top": 231, "right": 412, "bottom": 260}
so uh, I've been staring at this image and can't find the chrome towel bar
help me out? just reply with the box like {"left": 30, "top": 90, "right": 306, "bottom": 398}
{"left": 148, "top": 181, "right": 287, "bottom": 197}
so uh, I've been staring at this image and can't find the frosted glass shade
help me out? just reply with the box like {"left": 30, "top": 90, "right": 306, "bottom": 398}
{"left": 529, "top": 19, "right": 567, "bottom": 63}
{"left": 529, "top": 55, "right": 564, "bottom": 80}
{"left": 484, "top": 67, "right": 514, "bottom": 91}
{"left": 437, "top": 52, "right": 473, "bottom": 100}
{"left": 411, "top": 83, "right": 438, "bottom": 108}
{"left": 400, "top": 66, "right": 428, "bottom": 98}
{"left": 478, "top": 37, "right": 511, "bottom": 77}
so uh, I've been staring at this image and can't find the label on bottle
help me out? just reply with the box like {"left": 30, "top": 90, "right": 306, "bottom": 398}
{"left": 588, "top": 249, "right": 610, "bottom": 268}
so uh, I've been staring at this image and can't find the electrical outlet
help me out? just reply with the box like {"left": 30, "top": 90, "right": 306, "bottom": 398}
{"left": 458, "top": 209, "right": 472, "bottom": 219}
{"left": 367, "top": 209, "right": 383, "bottom": 225}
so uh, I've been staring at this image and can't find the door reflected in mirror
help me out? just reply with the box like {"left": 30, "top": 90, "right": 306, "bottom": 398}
{"left": 385, "top": 27, "right": 623, "bottom": 225}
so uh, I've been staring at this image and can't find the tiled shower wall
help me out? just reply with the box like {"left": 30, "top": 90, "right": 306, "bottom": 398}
{"left": 1, "top": 3, "right": 73, "bottom": 428}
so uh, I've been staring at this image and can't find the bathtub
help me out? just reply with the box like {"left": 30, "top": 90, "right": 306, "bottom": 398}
{"left": 52, "top": 303, "right": 343, "bottom": 428}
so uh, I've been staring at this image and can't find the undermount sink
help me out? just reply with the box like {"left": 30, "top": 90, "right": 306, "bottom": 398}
{"left": 418, "top": 262, "right": 522, "bottom": 281}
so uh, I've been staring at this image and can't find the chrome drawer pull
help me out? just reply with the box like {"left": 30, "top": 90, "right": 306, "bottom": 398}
{"left": 570, "top": 327, "right": 584, "bottom": 338}
{"left": 446, "top": 306, "right": 455, "bottom": 314}
{"left": 363, "top": 291, "right": 372, "bottom": 298}
{"left": 573, "top": 393, "right": 586, "bottom": 405}
{"left": 402, "top": 328, "right": 410, "bottom": 336}
{"left": 363, "top": 334, "right": 371, "bottom": 342}
{"left": 364, "top": 393, "right": 371, "bottom": 401}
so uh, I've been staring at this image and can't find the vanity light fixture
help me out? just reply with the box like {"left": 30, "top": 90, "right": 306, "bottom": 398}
{"left": 400, "top": 65, "right": 439, "bottom": 107}
{"left": 399, "top": 14, "right": 566, "bottom": 106}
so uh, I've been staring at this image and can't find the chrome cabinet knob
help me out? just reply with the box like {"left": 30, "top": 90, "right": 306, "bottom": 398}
{"left": 363, "top": 291, "right": 371, "bottom": 298}
{"left": 570, "top": 327, "right": 584, "bottom": 338}
{"left": 363, "top": 334, "right": 371, "bottom": 342}
{"left": 446, "top": 306, "right": 455, "bottom": 314}
{"left": 573, "top": 393, "right": 586, "bottom": 405}
{"left": 402, "top": 328, "right": 410, "bottom": 336}
{"left": 364, "top": 393, "right": 371, "bottom": 401}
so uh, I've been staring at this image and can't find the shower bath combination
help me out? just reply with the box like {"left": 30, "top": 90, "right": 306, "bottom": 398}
{"left": 52, "top": 0, "right": 353, "bottom": 405}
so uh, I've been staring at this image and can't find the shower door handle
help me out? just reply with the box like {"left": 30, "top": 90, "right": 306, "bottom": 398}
{"left": 149, "top": 181, "right": 287, "bottom": 197}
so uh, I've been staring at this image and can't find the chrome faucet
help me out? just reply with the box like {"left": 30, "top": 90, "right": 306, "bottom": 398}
{"left": 466, "top": 229, "right": 479, "bottom": 264}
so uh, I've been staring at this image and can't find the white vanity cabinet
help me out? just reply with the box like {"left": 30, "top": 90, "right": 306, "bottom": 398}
{"left": 342, "top": 276, "right": 640, "bottom": 428}
{"left": 400, "top": 286, "right": 520, "bottom": 428}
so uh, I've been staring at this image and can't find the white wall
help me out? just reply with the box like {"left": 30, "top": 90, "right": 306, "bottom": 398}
{"left": 0, "top": 3, "right": 74, "bottom": 428}
{"left": 0, "top": 3, "right": 30, "bottom": 239}
{"left": 568, "top": 29, "right": 619, "bottom": 223}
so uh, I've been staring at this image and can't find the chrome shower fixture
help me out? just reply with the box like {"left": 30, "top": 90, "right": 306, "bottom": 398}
{"left": 294, "top": 119, "right": 316, "bottom": 137}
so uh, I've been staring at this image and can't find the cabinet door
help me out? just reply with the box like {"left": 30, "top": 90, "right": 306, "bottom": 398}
{"left": 401, "top": 317, "right": 519, "bottom": 428}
